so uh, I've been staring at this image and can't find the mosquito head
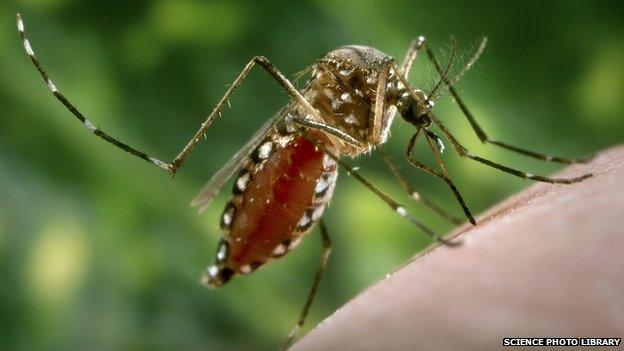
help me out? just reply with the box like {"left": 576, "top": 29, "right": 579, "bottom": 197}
{"left": 397, "top": 88, "right": 433, "bottom": 128}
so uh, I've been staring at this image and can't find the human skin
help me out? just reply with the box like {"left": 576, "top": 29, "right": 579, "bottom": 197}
{"left": 291, "top": 145, "right": 624, "bottom": 351}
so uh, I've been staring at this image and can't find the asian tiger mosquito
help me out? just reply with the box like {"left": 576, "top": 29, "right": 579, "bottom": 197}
{"left": 17, "top": 13, "right": 592, "bottom": 349}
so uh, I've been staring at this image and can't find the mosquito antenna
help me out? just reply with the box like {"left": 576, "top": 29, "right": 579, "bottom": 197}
{"left": 425, "top": 37, "right": 458, "bottom": 104}
{"left": 428, "top": 37, "right": 488, "bottom": 103}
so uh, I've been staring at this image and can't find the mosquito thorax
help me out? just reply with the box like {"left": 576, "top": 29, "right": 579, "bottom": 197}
{"left": 302, "top": 45, "right": 401, "bottom": 156}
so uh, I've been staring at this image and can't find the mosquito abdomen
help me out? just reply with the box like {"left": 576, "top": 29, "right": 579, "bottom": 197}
{"left": 202, "top": 133, "right": 337, "bottom": 287}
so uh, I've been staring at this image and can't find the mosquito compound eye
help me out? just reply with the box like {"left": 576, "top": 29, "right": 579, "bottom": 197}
{"left": 397, "top": 93, "right": 419, "bottom": 120}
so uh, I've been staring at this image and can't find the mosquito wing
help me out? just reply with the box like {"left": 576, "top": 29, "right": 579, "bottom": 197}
{"left": 191, "top": 106, "right": 290, "bottom": 213}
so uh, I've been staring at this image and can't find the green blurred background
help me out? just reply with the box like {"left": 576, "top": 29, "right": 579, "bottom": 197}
{"left": 1, "top": 0, "right": 622, "bottom": 350}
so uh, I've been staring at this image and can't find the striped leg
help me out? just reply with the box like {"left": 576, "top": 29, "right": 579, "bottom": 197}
{"left": 405, "top": 130, "right": 476, "bottom": 225}
{"left": 292, "top": 128, "right": 459, "bottom": 246}
{"left": 286, "top": 115, "right": 363, "bottom": 148}
{"left": 370, "top": 57, "right": 394, "bottom": 144}
{"left": 280, "top": 220, "right": 332, "bottom": 350}
{"left": 379, "top": 49, "right": 461, "bottom": 226}
{"left": 399, "top": 36, "right": 426, "bottom": 78}
{"left": 379, "top": 149, "right": 463, "bottom": 225}
{"left": 17, "top": 13, "right": 330, "bottom": 175}
{"left": 430, "top": 114, "right": 592, "bottom": 184}
{"left": 326, "top": 145, "right": 460, "bottom": 246}
{"left": 420, "top": 37, "right": 594, "bottom": 164}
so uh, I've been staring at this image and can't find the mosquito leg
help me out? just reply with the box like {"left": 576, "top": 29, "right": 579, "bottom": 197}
{"left": 370, "top": 58, "right": 393, "bottom": 144}
{"left": 332, "top": 148, "right": 458, "bottom": 245}
{"left": 287, "top": 116, "right": 462, "bottom": 236}
{"left": 379, "top": 149, "right": 463, "bottom": 225}
{"left": 400, "top": 36, "right": 427, "bottom": 78}
{"left": 286, "top": 115, "right": 363, "bottom": 148}
{"left": 430, "top": 114, "right": 593, "bottom": 183}
{"left": 17, "top": 14, "right": 173, "bottom": 171}
{"left": 286, "top": 117, "right": 461, "bottom": 239}
{"left": 286, "top": 118, "right": 450, "bottom": 241}
{"left": 169, "top": 56, "right": 328, "bottom": 174}
{"left": 405, "top": 130, "right": 476, "bottom": 225}
{"left": 292, "top": 130, "right": 459, "bottom": 247}
{"left": 280, "top": 220, "right": 332, "bottom": 351}
{"left": 17, "top": 14, "right": 329, "bottom": 175}
{"left": 289, "top": 116, "right": 467, "bottom": 226}
{"left": 423, "top": 130, "right": 478, "bottom": 224}
{"left": 420, "top": 37, "right": 594, "bottom": 164}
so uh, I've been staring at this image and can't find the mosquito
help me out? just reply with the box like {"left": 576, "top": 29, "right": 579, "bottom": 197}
{"left": 17, "top": 13, "right": 592, "bottom": 349}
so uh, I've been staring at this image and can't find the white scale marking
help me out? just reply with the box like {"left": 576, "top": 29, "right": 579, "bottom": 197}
{"left": 297, "top": 214, "right": 311, "bottom": 227}
{"left": 396, "top": 206, "right": 407, "bottom": 217}
{"left": 46, "top": 78, "right": 57, "bottom": 93}
{"left": 258, "top": 141, "right": 273, "bottom": 159}
{"left": 322, "top": 154, "right": 335, "bottom": 168}
{"left": 340, "top": 92, "right": 352, "bottom": 103}
{"left": 208, "top": 265, "right": 219, "bottom": 278}
{"left": 24, "top": 39, "right": 34, "bottom": 56}
{"left": 222, "top": 210, "right": 233, "bottom": 226}
{"left": 239, "top": 265, "right": 252, "bottom": 274}
{"left": 84, "top": 119, "right": 97, "bottom": 131}
{"left": 290, "top": 236, "right": 303, "bottom": 249}
{"left": 311, "top": 206, "right": 325, "bottom": 221}
{"left": 236, "top": 172, "right": 250, "bottom": 191}
{"left": 315, "top": 176, "right": 329, "bottom": 194}
{"left": 331, "top": 99, "right": 341, "bottom": 110}
{"left": 17, "top": 17, "right": 24, "bottom": 32}
{"left": 217, "top": 242, "right": 227, "bottom": 261}
{"left": 345, "top": 114, "right": 358, "bottom": 125}
{"left": 435, "top": 138, "right": 445, "bottom": 154}
{"left": 272, "top": 244, "right": 287, "bottom": 256}
{"left": 149, "top": 157, "right": 169, "bottom": 170}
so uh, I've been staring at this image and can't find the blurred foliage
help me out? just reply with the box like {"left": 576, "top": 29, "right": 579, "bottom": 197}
{"left": 1, "top": 0, "right": 623, "bottom": 350}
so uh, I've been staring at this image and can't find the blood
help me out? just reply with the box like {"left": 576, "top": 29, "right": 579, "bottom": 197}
{"left": 226, "top": 136, "right": 326, "bottom": 267}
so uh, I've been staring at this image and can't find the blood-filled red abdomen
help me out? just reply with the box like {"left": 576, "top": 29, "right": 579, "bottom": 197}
{"left": 202, "top": 134, "right": 338, "bottom": 286}
{"left": 229, "top": 136, "right": 326, "bottom": 261}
